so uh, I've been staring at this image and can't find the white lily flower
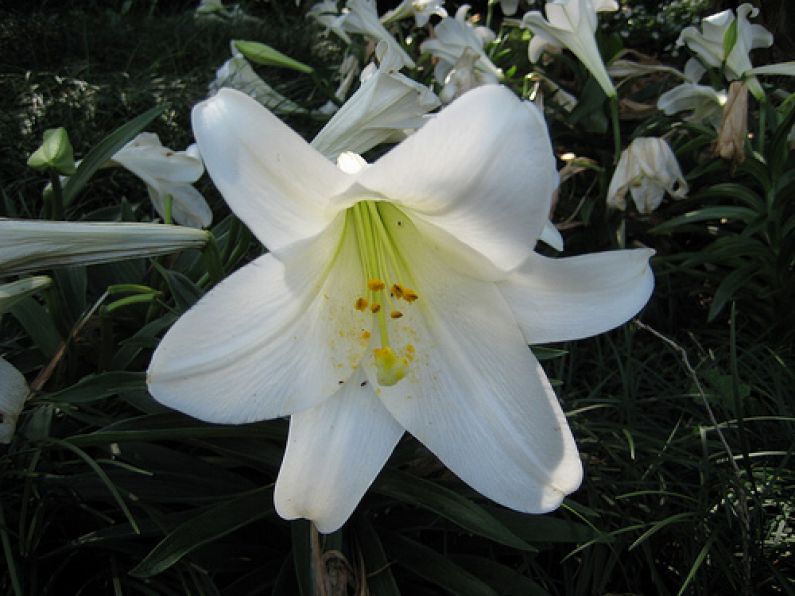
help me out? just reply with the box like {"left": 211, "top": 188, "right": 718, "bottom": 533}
{"left": 521, "top": 0, "right": 618, "bottom": 98}
{"left": 307, "top": 1, "right": 352, "bottom": 44}
{"left": 110, "top": 133, "right": 212, "bottom": 229}
{"left": 381, "top": 0, "right": 447, "bottom": 27}
{"left": 210, "top": 43, "right": 308, "bottom": 116}
{"left": 342, "top": 0, "right": 415, "bottom": 70}
{"left": 607, "top": 137, "right": 688, "bottom": 214}
{"left": 499, "top": 0, "right": 520, "bottom": 16}
{"left": 420, "top": 5, "right": 502, "bottom": 86}
{"left": 311, "top": 52, "right": 441, "bottom": 160}
{"left": 316, "top": 55, "right": 361, "bottom": 116}
{"left": 146, "top": 85, "right": 654, "bottom": 533}
{"left": 677, "top": 4, "right": 772, "bottom": 100}
{"left": 0, "top": 220, "right": 209, "bottom": 276}
{"left": 657, "top": 59, "right": 727, "bottom": 129}
{"left": 0, "top": 358, "right": 28, "bottom": 444}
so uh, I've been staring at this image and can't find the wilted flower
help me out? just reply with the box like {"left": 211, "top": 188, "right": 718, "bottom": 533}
{"left": 420, "top": 5, "right": 502, "bottom": 86}
{"left": 381, "top": 0, "right": 447, "bottom": 27}
{"left": 521, "top": 0, "right": 619, "bottom": 98}
{"left": 311, "top": 48, "right": 440, "bottom": 160}
{"left": 677, "top": 4, "right": 772, "bottom": 100}
{"left": 342, "top": 0, "right": 415, "bottom": 69}
{"left": 0, "top": 220, "right": 209, "bottom": 276}
{"left": 147, "top": 85, "right": 654, "bottom": 533}
{"left": 110, "top": 133, "right": 212, "bottom": 229}
{"left": 607, "top": 137, "right": 688, "bottom": 213}
{"left": 0, "top": 358, "right": 28, "bottom": 444}
{"left": 714, "top": 81, "right": 748, "bottom": 164}
{"left": 210, "top": 42, "right": 308, "bottom": 116}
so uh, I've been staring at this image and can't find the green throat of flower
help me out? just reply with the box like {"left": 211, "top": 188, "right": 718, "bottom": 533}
{"left": 347, "top": 200, "right": 418, "bottom": 387}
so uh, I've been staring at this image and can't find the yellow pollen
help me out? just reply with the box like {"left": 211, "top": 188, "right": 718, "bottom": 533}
{"left": 368, "top": 278, "right": 386, "bottom": 291}
{"left": 390, "top": 310, "right": 403, "bottom": 319}
{"left": 401, "top": 288, "right": 419, "bottom": 302}
{"left": 370, "top": 303, "right": 381, "bottom": 313}
{"left": 373, "top": 347, "right": 408, "bottom": 386}
{"left": 361, "top": 330, "right": 371, "bottom": 340}
{"left": 355, "top": 297, "right": 368, "bottom": 311}
{"left": 391, "top": 284, "right": 404, "bottom": 299}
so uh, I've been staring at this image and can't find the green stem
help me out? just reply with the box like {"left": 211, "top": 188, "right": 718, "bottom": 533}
{"left": 757, "top": 98, "right": 767, "bottom": 156}
{"left": 610, "top": 96, "right": 622, "bottom": 164}
{"left": 163, "top": 193, "right": 173, "bottom": 225}
{"left": 310, "top": 71, "right": 343, "bottom": 109}
{"left": 48, "top": 170, "right": 65, "bottom": 220}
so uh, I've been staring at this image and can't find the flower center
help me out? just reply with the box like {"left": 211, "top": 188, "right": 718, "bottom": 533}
{"left": 348, "top": 200, "right": 419, "bottom": 387}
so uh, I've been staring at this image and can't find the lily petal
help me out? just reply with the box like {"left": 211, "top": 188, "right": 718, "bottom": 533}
{"left": 355, "top": 85, "right": 556, "bottom": 273}
{"left": 0, "top": 357, "right": 28, "bottom": 444}
{"left": 360, "top": 213, "right": 582, "bottom": 513}
{"left": 192, "top": 88, "right": 352, "bottom": 252}
{"left": 499, "top": 249, "right": 654, "bottom": 344}
{"left": 275, "top": 369, "right": 404, "bottom": 533}
{"left": 147, "top": 215, "right": 371, "bottom": 423}
{"left": 147, "top": 181, "right": 213, "bottom": 229}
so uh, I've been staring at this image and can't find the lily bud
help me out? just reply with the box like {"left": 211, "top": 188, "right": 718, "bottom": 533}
{"left": 714, "top": 80, "right": 748, "bottom": 165}
{"left": 27, "top": 127, "right": 77, "bottom": 176}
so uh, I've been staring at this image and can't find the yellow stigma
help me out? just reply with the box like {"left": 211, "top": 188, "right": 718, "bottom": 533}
{"left": 348, "top": 200, "right": 421, "bottom": 388}
{"left": 374, "top": 347, "right": 408, "bottom": 386}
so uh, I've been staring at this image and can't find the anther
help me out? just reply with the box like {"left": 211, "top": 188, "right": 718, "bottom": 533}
{"left": 391, "top": 284, "right": 404, "bottom": 299}
{"left": 368, "top": 278, "right": 386, "bottom": 291}
{"left": 401, "top": 288, "right": 418, "bottom": 302}
{"left": 390, "top": 310, "right": 403, "bottom": 319}
{"left": 355, "top": 297, "right": 369, "bottom": 311}
{"left": 370, "top": 303, "right": 381, "bottom": 313}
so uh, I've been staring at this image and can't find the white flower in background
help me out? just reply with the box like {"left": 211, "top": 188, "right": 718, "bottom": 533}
{"left": 342, "top": 0, "right": 415, "bottom": 69}
{"left": 317, "top": 55, "right": 362, "bottom": 116}
{"left": 0, "top": 358, "right": 28, "bottom": 444}
{"left": 381, "top": 0, "right": 447, "bottom": 27}
{"left": 521, "top": 0, "right": 618, "bottom": 98}
{"left": 307, "top": 1, "right": 352, "bottom": 44}
{"left": 677, "top": 4, "right": 772, "bottom": 100}
{"left": 209, "top": 43, "right": 308, "bottom": 116}
{"left": 420, "top": 5, "right": 502, "bottom": 86}
{"left": 607, "top": 137, "right": 688, "bottom": 214}
{"left": 311, "top": 48, "right": 441, "bottom": 160}
{"left": 147, "top": 85, "right": 654, "bottom": 533}
{"left": 195, "top": 0, "right": 243, "bottom": 18}
{"left": 0, "top": 220, "right": 209, "bottom": 276}
{"left": 111, "top": 133, "right": 212, "bottom": 229}
{"left": 526, "top": 71, "right": 578, "bottom": 112}
{"left": 657, "top": 58, "right": 727, "bottom": 129}
{"left": 438, "top": 47, "right": 481, "bottom": 103}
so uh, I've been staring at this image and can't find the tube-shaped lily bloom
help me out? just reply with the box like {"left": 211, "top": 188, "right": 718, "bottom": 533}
{"left": 0, "top": 357, "right": 28, "bottom": 444}
{"left": 521, "top": 0, "right": 618, "bottom": 99}
{"left": 342, "top": 0, "right": 415, "bottom": 70}
{"left": 381, "top": 0, "right": 447, "bottom": 27}
{"left": 111, "top": 133, "right": 212, "bottom": 229}
{"left": 607, "top": 137, "right": 688, "bottom": 214}
{"left": 147, "top": 85, "right": 654, "bottom": 533}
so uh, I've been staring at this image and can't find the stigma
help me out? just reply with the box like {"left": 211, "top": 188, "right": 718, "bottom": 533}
{"left": 348, "top": 200, "right": 419, "bottom": 387}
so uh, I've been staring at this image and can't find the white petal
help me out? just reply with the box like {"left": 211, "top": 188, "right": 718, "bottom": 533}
{"left": 112, "top": 133, "right": 204, "bottom": 185}
{"left": 192, "top": 88, "right": 352, "bottom": 252}
{"left": 274, "top": 369, "right": 404, "bottom": 533}
{"left": 0, "top": 357, "right": 28, "bottom": 444}
{"left": 749, "top": 62, "right": 795, "bottom": 77}
{"left": 147, "top": 215, "right": 371, "bottom": 423}
{"left": 499, "top": 248, "right": 654, "bottom": 344}
{"left": 148, "top": 181, "right": 213, "bottom": 229}
{"left": 359, "top": 214, "right": 582, "bottom": 513}
{"left": 354, "top": 85, "right": 556, "bottom": 273}
{"left": 539, "top": 220, "right": 564, "bottom": 252}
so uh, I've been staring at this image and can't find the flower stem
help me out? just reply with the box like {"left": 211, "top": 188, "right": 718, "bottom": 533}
{"left": 757, "top": 97, "right": 767, "bottom": 155}
{"left": 48, "top": 170, "right": 65, "bottom": 220}
{"left": 610, "top": 96, "right": 621, "bottom": 164}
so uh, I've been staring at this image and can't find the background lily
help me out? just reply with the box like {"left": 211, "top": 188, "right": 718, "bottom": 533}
{"left": 656, "top": 58, "right": 727, "bottom": 129}
{"left": 381, "top": 0, "right": 447, "bottom": 27}
{"left": 342, "top": 0, "right": 415, "bottom": 69}
{"left": 307, "top": 0, "right": 352, "bottom": 44}
{"left": 0, "top": 220, "right": 209, "bottom": 276}
{"left": 521, "top": 0, "right": 619, "bottom": 99}
{"left": 147, "top": 85, "right": 654, "bottom": 533}
{"left": 110, "top": 133, "right": 212, "bottom": 229}
{"left": 420, "top": 5, "right": 502, "bottom": 86}
{"left": 310, "top": 48, "right": 440, "bottom": 160}
{"left": 0, "top": 357, "right": 28, "bottom": 444}
{"left": 607, "top": 137, "right": 688, "bottom": 214}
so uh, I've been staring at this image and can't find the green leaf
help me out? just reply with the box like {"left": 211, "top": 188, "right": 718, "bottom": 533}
{"left": 290, "top": 520, "right": 313, "bottom": 596}
{"left": 0, "top": 276, "right": 52, "bottom": 315}
{"left": 153, "top": 262, "right": 203, "bottom": 313}
{"left": 450, "top": 556, "right": 551, "bottom": 596}
{"left": 722, "top": 18, "right": 738, "bottom": 60}
{"left": 9, "top": 297, "right": 62, "bottom": 359}
{"left": 485, "top": 506, "right": 601, "bottom": 544}
{"left": 532, "top": 346, "right": 568, "bottom": 361}
{"left": 384, "top": 533, "right": 498, "bottom": 596}
{"left": 708, "top": 265, "right": 758, "bottom": 321}
{"left": 27, "top": 127, "right": 76, "bottom": 175}
{"left": 353, "top": 516, "right": 401, "bottom": 596}
{"left": 649, "top": 206, "right": 761, "bottom": 234}
{"left": 62, "top": 105, "right": 165, "bottom": 207}
{"left": 43, "top": 371, "right": 146, "bottom": 404}
{"left": 129, "top": 486, "right": 274, "bottom": 577}
{"left": 374, "top": 469, "right": 533, "bottom": 550}
{"left": 234, "top": 40, "right": 314, "bottom": 74}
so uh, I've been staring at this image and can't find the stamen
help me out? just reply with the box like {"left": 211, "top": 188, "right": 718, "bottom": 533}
{"left": 355, "top": 297, "right": 369, "bottom": 311}
{"left": 390, "top": 310, "right": 403, "bottom": 319}
{"left": 370, "top": 303, "right": 381, "bottom": 314}
{"left": 368, "top": 278, "right": 386, "bottom": 291}
{"left": 401, "top": 288, "right": 418, "bottom": 303}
